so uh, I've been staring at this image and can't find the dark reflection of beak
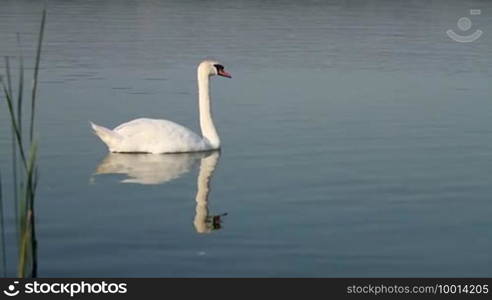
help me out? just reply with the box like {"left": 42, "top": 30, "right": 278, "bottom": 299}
{"left": 210, "top": 213, "right": 228, "bottom": 230}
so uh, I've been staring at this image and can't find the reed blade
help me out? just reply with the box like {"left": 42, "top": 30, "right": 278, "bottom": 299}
{"left": 2, "top": 7, "right": 45, "bottom": 279}
{"left": 17, "top": 33, "right": 24, "bottom": 135}
{"left": 0, "top": 170, "right": 7, "bottom": 276}
{"left": 1, "top": 78, "right": 27, "bottom": 168}
{"left": 29, "top": 8, "right": 46, "bottom": 142}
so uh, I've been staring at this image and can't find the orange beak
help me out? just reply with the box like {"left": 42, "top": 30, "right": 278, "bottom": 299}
{"left": 218, "top": 69, "right": 232, "bottom": 78}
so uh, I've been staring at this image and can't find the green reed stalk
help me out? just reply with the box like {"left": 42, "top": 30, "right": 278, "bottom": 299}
{"left": 30, "top": 8, "right": 46, "bottom": 143}
{"left": 0, "top": 170, "right": 7, "bottom": 276}
{"left": 0, "top": 7, "right": 46, "bottom": 278}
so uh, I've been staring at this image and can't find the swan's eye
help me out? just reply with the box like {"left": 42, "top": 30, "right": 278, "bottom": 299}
{"left": 214, "top": 64, "right": 224, "bottom": 71}
{"left": 214, "top": 63, "right": 231, "bottom": 78}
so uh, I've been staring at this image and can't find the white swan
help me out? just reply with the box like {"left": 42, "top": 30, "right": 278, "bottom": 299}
{"left": 90, "top": 60, "right": 231, "bottom": 153}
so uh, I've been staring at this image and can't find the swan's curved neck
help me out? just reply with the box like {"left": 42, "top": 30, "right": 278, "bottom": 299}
{"left": 198, "top": 69, "right": 220, "bottom": 149}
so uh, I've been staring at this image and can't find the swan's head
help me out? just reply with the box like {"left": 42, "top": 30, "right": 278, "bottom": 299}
{"left": 198, "top": 60, "right": 232, "bottom": 78}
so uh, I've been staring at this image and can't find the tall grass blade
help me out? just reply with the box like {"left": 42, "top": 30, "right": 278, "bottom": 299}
{"left": 29, "top": 8, "right": 46, "bottom": 143}
{"left": 17, "top": 142, "right": 38, "bottom": 278}
{"left": 16, "top": 34, "right": 24, "bottom": 135}
{"left": 2, "top": 7, "right": 44, "bottom": 279}
{"left": 4, "top": 57, "right": 12, "bottom": 96}
{"left": 1, "top": 78, "right": 27, "bottom": 168}
{"left": 8, "top": 54, "right": 22, "bottom": 241}
{"left": 0, "top": 170, "right": 7, "bottom": 276}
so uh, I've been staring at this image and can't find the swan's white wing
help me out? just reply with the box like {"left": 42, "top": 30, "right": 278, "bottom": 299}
{"left": 112, "top": 118, "right": 208, "bottom": 153}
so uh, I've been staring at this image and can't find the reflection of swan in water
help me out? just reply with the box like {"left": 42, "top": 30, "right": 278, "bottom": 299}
{"left": 94, "top": 151, "right": 225, "bottom": 233}
{"left": 95, "top": 152, "right": 207, "bottom": 184}
{"left": 193, "top": 151, "right": 226, "bottom": 233}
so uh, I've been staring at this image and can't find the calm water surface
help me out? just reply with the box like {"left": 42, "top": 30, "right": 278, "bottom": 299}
{"left": 0, "top": 0, "right": 491, "bottom": 276}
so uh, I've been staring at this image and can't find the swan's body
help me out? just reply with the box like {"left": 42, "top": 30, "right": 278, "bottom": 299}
{"left": 91, "top": 118, "right": 208, "bottom": 153}
{"left": 90, "top": 60, "right": 231, "bottom": 154}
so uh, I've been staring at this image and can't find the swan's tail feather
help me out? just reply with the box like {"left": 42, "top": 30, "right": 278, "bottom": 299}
{"left": 90, "top": 121, "right": 122, "bottom": 152}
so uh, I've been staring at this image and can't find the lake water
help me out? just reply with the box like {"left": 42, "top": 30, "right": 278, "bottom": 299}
{"left": 0, "top": 0, "right": 491, "bottom": 277}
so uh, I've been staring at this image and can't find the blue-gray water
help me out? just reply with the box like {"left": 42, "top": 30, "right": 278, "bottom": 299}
{"left": 0, "top": 0, "right": 491, "bottom": 277}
